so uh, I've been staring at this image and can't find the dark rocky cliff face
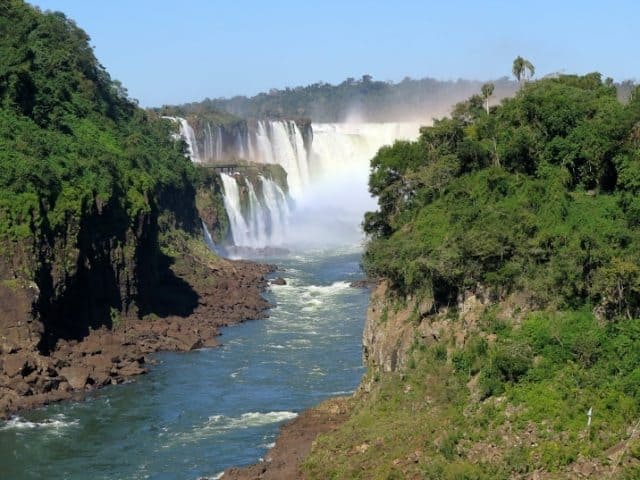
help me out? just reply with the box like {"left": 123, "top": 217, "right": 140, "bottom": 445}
{"left": 0, "top": 181, "right": 201, "bottom": 409}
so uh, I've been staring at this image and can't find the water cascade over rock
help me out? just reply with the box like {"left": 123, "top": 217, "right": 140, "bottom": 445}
{"left": 174, "top": 117, "right": 421, "bottom": 250}
{"left": 163, "top": 116, "right": 202, "bottom": 162}
{"left": 220, "top": 173, "right": 290, "bottom": 249}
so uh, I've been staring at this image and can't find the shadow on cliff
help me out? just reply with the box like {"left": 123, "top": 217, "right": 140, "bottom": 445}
{"left": 36, "top": 192, "right": 200, "bottom": 355}
{"left": 136, "top": 251, "right": 200, "bottom": 321}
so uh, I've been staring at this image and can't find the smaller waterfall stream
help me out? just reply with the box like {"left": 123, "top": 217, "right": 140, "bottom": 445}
{"left": 220, "top": 173, "right": 292, "bottom": 249}
{"left": 220, "top": 174, "right": 251, "bottom": 247}
{"left": 163, "top": 116, "right": 202, "bottom": 163}
{"left": 260, "top": 176, "right": 290, "bottom": 246}
{"left": 244, "top": 179, "right": 267, "bottom": 245}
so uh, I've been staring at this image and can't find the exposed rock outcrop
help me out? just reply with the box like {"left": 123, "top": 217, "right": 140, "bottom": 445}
{"left": 0, "top": 246, "right": 273, "bottom": 417}
{"left": 221, "top": 397, "right": 351, "bottom": 480}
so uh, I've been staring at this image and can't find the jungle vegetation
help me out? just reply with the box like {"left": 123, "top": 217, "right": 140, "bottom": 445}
{"left": 304, "top": 69, "right": 640, "bottom": 478}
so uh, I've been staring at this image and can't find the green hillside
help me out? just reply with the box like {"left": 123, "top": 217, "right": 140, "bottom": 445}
{"left": 304, "top": 73, "right": 640, "bottom": 479}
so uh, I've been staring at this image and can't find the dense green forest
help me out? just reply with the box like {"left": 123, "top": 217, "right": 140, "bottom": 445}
{"left": 0, "top": 0, "right": 205, "bottom": 344}
{"left": 363, "top": 73, "right": 640, "bottom": 314}
{"left": 0, "top": 0, "right": 196, "bottom": 243}
{"left": 304, "top": 73, "right": 640, "bottom": 478}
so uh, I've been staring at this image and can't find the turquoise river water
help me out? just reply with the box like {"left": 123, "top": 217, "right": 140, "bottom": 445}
{"left": 0, "top": 246, "right": 368, "bottom": 479}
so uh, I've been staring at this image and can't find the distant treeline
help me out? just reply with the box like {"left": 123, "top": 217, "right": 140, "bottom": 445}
{"left": 160, "top": 75, "right": 637, "bottom": 124}
{"left": 160, "top": 75, "right": 520, "bottom": 123}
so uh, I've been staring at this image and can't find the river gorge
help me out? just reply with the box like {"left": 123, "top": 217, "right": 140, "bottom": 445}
{"left": 1, "top": 119, "right": 420, "bottom": 479}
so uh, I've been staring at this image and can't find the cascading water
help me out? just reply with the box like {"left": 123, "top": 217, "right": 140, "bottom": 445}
{"left": 282, "top": 122, "right": 422, "bottom": 247}
{"left": 257, "top": 120, "right": 309, "bottom": 199}
{"left": 220, "top": 173, "right": 292, "bottom": 249}
{"left": 244, "top": 179, "right": 268, "bottom": 245}
{"left": 259, "top": 176, "right": 290, "bottom": 246}
{"left": 220, "top": 173, "right": 251, "bottom": 247}
{"left": 172, "top": 116, "right": 421, "bottom": 250}
{"left": 189, "top": 119, "right": 310, "bottom": 198}
{"left": 163, "top": 116, "right": 202, "bottom": 163}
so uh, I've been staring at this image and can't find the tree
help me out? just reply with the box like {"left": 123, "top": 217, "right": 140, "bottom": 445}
{"left": 512, "top": 56, "right": 535, "bottom": 86}
{"left": 481, "top": 82, "right": 495, "bottom": 114}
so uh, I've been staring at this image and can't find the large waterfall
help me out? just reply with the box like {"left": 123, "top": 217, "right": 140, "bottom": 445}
{"left": 171, "top": 116, "right": 421, "bottom": 250}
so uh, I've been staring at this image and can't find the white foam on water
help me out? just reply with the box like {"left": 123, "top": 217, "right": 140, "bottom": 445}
{"left": 181, "top": 411, "right": 298, "bottom": 443}
{"left": 206, "top": 411, "right": 297, "bottom": 430}
{"left": 306, "top": 281, "right": 352, "bottom": 294}
{"left": 201, "top": 473, "right": 224, "bottom": 480}
{"left": 0, "top": 414, "right": 79, "bottom": 432}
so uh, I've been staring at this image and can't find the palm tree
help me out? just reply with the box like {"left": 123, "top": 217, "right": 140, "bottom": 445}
{"left": 481, "top": 82, "right": 495, "bottom": 114}
{"left": 512, "top": 56, "right": 535, "bottom": 86}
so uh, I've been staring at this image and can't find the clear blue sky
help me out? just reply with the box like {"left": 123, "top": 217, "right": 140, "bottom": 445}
{"left": 28, "top": 0, "right": 639, "bottom": 107}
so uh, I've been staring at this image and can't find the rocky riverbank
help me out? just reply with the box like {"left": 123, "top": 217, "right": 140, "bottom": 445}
{"left": 221, "top": 397, "right": 352, "bottom": 480}
{"left": 0, "top": 246, "right": 274, "bottom": 419}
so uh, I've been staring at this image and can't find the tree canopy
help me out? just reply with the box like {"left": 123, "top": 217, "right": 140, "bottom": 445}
{"left": 0, "top": 0, "right": 196, "bottom": 242}
{"left": 364, "top": 72, "right": 640, "bottom": 318}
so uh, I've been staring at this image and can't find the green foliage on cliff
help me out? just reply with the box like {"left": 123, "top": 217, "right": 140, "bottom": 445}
{"left": 305, "top": 73, "right": 640, "bottom": 478}
{"left": 364, "top": 73, "right": 640, "bottom": 317}
{"left": 0, "top": 0, "right": 197, "bottom": 243}
{"left": 305, "top": 309, "right": 640, "bottom": 479}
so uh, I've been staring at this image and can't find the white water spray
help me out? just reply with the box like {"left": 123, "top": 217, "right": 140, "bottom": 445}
{"left": 172, "top": 116, "right": 422, "bottom": 250}
{"left": 220, "top": 173, "right": 294, "bottom": 249}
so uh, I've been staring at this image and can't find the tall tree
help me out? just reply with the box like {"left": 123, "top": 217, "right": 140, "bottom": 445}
{"left": 481, "top": 82, "right": 495, "bottom": 114}
{"left": 512, "top": 56, "right": 535, "bottom": 86}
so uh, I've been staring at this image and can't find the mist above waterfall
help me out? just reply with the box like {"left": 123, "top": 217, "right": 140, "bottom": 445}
{"left": 286, "top": 122, "right": 421, "bottom": 249}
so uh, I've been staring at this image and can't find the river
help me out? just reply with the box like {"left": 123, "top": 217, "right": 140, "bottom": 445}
{"left": 0, "top": 246, "right": 368, "bottom": 480}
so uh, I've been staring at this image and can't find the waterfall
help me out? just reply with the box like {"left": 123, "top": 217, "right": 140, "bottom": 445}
{"left": 204, "top": 123, "right": 214, "bottom": 162}
{"left": 253, "top": 121, "right": 275, "bottom": 164}
{"left": 235, "top": 131, "right": 246, "bottom": 160}
{"left": 278, "top": 123, "right": 420, "bottom": 248}
{"left": 203, "top": 122, "right": 224, "bottom": 162}
{"left": 244, "top": 178, "right": 267, "bottom": 245}
{"left": 220, "top": 173, "right": 251, "bottom": 247}
{"left": 190, "top": 119, "right": 422, "bottom": 251}
{"left": 216, "top": 126, "right": 223, "bottom": 161}
{"left": 258, "top": 121, "right": 309, "bottom": 199}
{"left": 220, "top": 173, "right": 292, "bottom": 249}
{"left": 163, "top": 116, "right": 201, "bottom": 163}
{"left": 259, "top": 175, "right": 290, "bottom": 245}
